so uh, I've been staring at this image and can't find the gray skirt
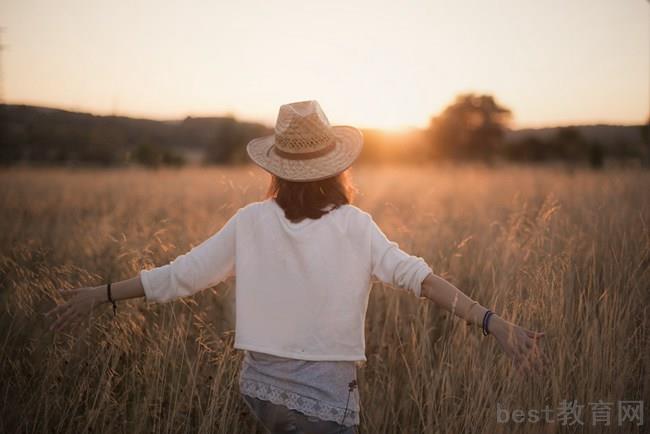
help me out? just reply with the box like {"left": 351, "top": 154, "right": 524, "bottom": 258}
{"left": 243, "top": 394, "right": 358, "bottom": 434}
{"left": 239, "top": 350, "right": 361, "bottom": 431}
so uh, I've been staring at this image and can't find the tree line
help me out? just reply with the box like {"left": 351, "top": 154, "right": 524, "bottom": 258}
{"left": 0, "top": 97, "right": 647, "bottom": 168}
{"left": 0, "top": 105, "right": 271, "bottom": 167}
{"left": 424, "top": 94, "right": 648, "bottom": 168}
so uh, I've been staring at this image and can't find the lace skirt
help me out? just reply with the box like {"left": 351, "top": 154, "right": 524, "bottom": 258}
{"left": 238, "top": 350, "right": 361, "bottom": 427}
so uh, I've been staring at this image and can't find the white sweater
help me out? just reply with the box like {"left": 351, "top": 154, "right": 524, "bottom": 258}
{"left": 140, "top": 198, "right": 433, "bottom": 361}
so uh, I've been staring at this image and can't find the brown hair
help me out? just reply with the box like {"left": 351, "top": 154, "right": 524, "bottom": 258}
{"left": 265, "top": 169, "right": 357, "bottom": 223}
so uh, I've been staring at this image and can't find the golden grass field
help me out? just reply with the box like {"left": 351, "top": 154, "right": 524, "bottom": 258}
{"left": 0, "top": 164, "right": 648, "bottom": 433}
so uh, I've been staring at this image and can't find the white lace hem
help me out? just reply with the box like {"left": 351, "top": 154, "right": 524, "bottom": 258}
{"left": 239, "top": 378, "right": 360, "bottom": 427}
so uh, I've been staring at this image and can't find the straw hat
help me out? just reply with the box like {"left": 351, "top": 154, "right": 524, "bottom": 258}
{"left": 246, "top": 100, "right": 363, "bottom": 182}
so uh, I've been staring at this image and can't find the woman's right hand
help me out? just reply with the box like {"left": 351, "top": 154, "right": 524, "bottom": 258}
{"left": 45, "top": 286, "right": 106, "bottom": 332}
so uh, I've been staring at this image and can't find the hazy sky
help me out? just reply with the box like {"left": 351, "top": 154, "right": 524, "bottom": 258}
{"left": 2, "top": 0, "right": 648, "bottom": 129}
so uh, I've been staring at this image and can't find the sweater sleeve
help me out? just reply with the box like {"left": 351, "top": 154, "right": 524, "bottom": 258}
{"left": 368, "top": 214, "right": 433, "bottom": 297}
{"left": 139, "top": 209, "right": 240, "bottom": 303}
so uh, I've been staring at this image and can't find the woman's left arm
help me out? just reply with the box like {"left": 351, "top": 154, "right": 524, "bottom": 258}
{"left": 421, "top": 272, "right": 546, "bottom": 373}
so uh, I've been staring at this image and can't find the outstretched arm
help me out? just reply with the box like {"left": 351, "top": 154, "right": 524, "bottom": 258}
{"left": 46, "top": 207, "right": 241, "bottom": 332}
{"left": 365, "top": 211, "right": 545, "bottom": 374}
{"left": 46, "top": 276, "right": 145, "bottom": 332}
{"left": 420, "top": 272, "right": 545, "bottom": 373}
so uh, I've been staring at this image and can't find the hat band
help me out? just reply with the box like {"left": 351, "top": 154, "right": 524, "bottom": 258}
{"left": 269, "top": 141, "right": 336, "bottom": 160}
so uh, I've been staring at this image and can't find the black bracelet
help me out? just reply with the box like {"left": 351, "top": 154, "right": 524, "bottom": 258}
{"left": 482, "top": 310, "right": 494, "bottom": 336}
{"left": 107, "top": 280, "right": 117, "bottom": 317}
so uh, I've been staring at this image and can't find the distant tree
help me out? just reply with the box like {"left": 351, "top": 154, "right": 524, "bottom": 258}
{"left": 161, "top": 149, "right": 186, "bottom": 167}
{"left": 641, "top": 115, "right": 650, "bottom": 167}
{"left": 205, "top": 118, "right": 271, "bottom": 164}
{"left": 131, "top": 143, "right": 185, "bottom": 168}
{"left": 506, "top": 136, "right": 549, "bottom": 162}
{"left": 428, "top": 93, "right": 512, "bottom": 161}
{"left": 0, "top": 104, "right": 15, "bottom": 164}
{"left": 205, "top": 118, "right": 245, "bottom": 164}
{"left": 551, "top": 127, "right": 589, "bottom": 162}
{"left": 588, "top": 142, "right": 604, "bottom": 169}
{"left": 131, "top": 143, "right": 161, "bottom": 167}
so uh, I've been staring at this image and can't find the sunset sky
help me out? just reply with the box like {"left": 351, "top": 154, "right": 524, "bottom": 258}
{"left": 2, "top": 0, "right": 648, "bottom": 130}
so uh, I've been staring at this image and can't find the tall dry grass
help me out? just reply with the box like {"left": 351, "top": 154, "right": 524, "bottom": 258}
{"left": 0, "top": 164, "right": 648, "bottom": 433}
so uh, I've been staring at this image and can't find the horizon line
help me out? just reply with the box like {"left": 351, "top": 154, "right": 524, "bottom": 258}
{"left": 3, "top": 99, "right": 648, "bottom": 132}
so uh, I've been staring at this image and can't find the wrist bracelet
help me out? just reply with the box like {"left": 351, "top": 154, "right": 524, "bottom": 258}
{"left": 107, "top": 280, "right": 117, "bottom": 317}
{"left": 482, "top": 310, "right": 494, "bottom": 336}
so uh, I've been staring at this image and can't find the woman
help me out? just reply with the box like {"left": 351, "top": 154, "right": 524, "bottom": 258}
{"left": 46, "top": 100, "right": 545, "bottom": 434}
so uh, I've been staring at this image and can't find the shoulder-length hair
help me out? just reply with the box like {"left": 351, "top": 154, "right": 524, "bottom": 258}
{"left": 265, "top": 169, "right": 357, "bottom": 223}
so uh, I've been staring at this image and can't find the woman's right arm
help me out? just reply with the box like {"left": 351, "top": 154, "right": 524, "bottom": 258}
{"left": 46, "top": 207, "right": 241, "bottom": 332}
{"left": 46, "top": 275, "right": 145, "bottom": 332}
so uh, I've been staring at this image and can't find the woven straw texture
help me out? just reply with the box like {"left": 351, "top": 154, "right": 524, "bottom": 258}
{"left": 246, "top": 101, "right": 363, "bottom": 182}
{"left": 247, "top": 126, "right": 362, "bottom": 182}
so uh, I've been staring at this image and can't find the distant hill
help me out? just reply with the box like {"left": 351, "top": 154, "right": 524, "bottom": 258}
{"left": 0, "top": 104, "right": 646, "bottom": 165}
{"left": 505, "top": 124, "right": 645, "bottom": 148}
{"left": 0, "top": 104, "right": 271, "bottom": 165}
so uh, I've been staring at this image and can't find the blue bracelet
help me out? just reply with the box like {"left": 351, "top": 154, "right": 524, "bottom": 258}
{"left": 482, "top": 310, "right": 494, "bottom": 336}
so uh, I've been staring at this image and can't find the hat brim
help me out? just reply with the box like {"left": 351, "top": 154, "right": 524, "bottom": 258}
{"left": 246, "top": 125, "right": 363, "bottom": 182}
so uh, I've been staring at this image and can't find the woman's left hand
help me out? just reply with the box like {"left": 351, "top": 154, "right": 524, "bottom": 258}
{"left": 45, "top": 286, "right": 105, "bottom": 332}
{"left": 489, "top": 315, "right": 546, "bottom": 374}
